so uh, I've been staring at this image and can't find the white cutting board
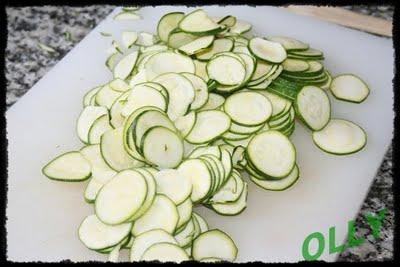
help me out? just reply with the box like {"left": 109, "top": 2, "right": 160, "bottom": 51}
{"left": 6, "top": 5, "right": 393, "bottom": 262}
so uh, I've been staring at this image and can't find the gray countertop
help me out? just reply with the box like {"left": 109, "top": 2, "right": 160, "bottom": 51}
{"left": 5, "top": 5, "right": 393, "bottom": 262}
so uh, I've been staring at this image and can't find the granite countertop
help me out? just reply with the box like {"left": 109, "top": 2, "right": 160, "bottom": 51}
{"left": 5, "top": 5, "right": 393, "bottom": 262}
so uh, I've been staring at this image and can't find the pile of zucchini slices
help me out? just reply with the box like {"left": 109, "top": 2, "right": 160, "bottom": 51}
{"left": 42, "top": 8, "right": 369, "bottom": 262}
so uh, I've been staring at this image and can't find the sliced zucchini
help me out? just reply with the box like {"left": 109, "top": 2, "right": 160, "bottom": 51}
{"left": 181, "top": 73, "right": 209, "bottom": 110}
{"left": 186, "top": 110, "right": 231, "bottom": 144}
{"left": 199, "top": 93, "right": 225, "bottom": 111}
{"left": 131, "top": 194, "right": 179, "bottom": 236}
{"left": 174, "top": 111, "right": 196, "bottom": 138}
{"left": 121, "top": 31, "right": 138, "bottom": 49}
{"left": 136, "top": 32, "right": 156, "bottom": 47}
{"left": 192, "top": 213, "right": 209, "bottom": 233}
{"left": 167, "top": 29, "right": 198, "bottom": 49}
{"left": 196, "top": 38, "right": 234, "bottom": 61}
{"left": 192, "top": 229, "right": 238, "bottom": 262}
{"left": 189, "top": 145, "right": 222, "bottom": 160}
{"left": 207, "top": 54, "right": 246, "bottom": 86}
{"left": 282, "top": 58, "right": 309, "bottom": 73}
{"left": 250, "top": 164, "right": 299, "bottom": 191}
{"left": 224, "top": 91, "right": 272, "bottom": 126}
{"left": 130, "top": 229, "right": 178, "bottom": 262}
{"left": 109, "top": 91, "right": 130, "bottom": 128}
{"left": 177, "top": 159, "right": 212, "bottom": 203}
{"left": 113, "top": 51, "right": 139, "bottom": 80}
{"left": 290, "top": 48, "right": 323, "bottom": 58}
{"left": 247, "top": 130, "right": 296, "bottom": 178}
{"left": 95, "top": 84, "right": 123, "bottom": 109}
{"left": 230, "top": 20, "right": 252, "bottom": 34}
{"left": 294, "top": 85, "right": 331, "bottom": 131}
{"left": 142, "top": 126, "right": 183, "bottom": 168}
{"left": 330, "top": 74, "right": 369, "bottom": 103}
{"left": 128, "top": 69, "right": 147, "bottom": 87}
{"left": 157, "top": 12, "right": 185, "bottom": 43}
{"left": 141, "top": 242, "right": 189, "bottom": 262}
{"left": 257, "top": 91, "right": 290, "bottom": 118}
{"left": 312, "top": 119, "right": 367, "bottom": 155}
{"left": 211, "top": 183, "right": 248, "bottom": 216}
{"left": 179, "top": 9, "right": 223, "bottom": 36}
{"left": 249, "top": 37, "right": 287, "bottom": 63}
{"left": 78, "top": 214, "right": 132, "bottom": 251}
{"left": 42, "top": 151, "right": 91, "bottom": 182}
{"left": 88, "top": 114, "right": 113, "bottom": 144}
{"left": 230, "top": 121, "right": 263, "bottom": 135}
{"left": 153, "top": 73, "right": 195, "bottom": 121}
{"left": 77, "top": 106, "right": 108, "bottom": 144}
{"left": 83, "top": 86, "right": 101, "bottom": 107}
{"left": 127, "top": 168, "right": 157, "bottom": 221}
{"left": 154, "top": 169, "right": 192, "bottom": 205}
{"left": 178, "top": 35, "right": 215, "bottom": 55}
{"left": 109, "top": 78, "right": 131, "bottom": 92}
{"left": 176, "top": 197, "right": 193, "bottom": 230}
{"left": 121, "top": 84, "right": 168, "bottom": 117}
{"left": 145, "top": 51, "right": 195, "bottom": 81}
{"left": 100, "top": 127, "right": 144, "bottom": 171}
{"left": 95, "top": 169, "right": 148, "bottom": 225}
{"left": 194, "top": 60, "right": 209, "bottom": 82}
{"left": 133, "top": 109, "right": 176, "bottom": 150}
{"left": 174, "top": 218, "right": 195, "bottom": 247}
{"left": 267, "top": 36, "right": 309, "bottom": 51}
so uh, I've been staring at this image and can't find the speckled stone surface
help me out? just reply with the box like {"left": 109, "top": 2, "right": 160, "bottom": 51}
{"left": 5, "top": 5, "right": 394, "bottom": 262}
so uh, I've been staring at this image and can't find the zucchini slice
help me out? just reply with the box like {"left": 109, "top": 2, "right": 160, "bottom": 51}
{"left": 131, "top": 194, "right": 179, "bottom": 236}
{"left": 224, "top": 91, "right": 272, "bottom": 126}
{"left": 127, "top": 168, "right": 157, "bottom": 221}
{"left": 78, "top": 214, "right": 132, "bottom": 251}
{"left": 95, "top": 84, "right": 123, "bottom": 109}
{"left": 211, "top": 183, "right": 248, "bottom": 216}
{"left": 95, "top": 169, "right": 148, "bottom": 225}
{"left": 192, "top": 213, "right": 209, "bottom": 233}
{"left": 186, "top": 110, "right": 231, "bottom": 144}
{"left": 141, "top": 242, "right": 189, "bottom": 262}
{"left": 145, "top": 51, "right": 195, "bottom": 81}
{"left": 247, "top": 130, "right": 296, "bottom": 178}
{"left": 142, "top": 126, "right": 184, "bottom": 168}
{"left": 113, "top": 51, "right": 139, "bottom": 80}
{"left": 207, "top": 54, "right": 246, "bottom": 86}
{"left": 121, "top": 31, "right": 138, "bottom": 49}
{"left": 42, "top": 151, "right": 91, "bottom": 182}
{"left": 174, "top": 111, "right": 196, "bottom": 138}
{"left": 230, "top": 20, "right": 252, "bottom": 34}
{"left": 330, "top": 74, "right": 370, "bottom": 103}
{"left": 167, "top": 29, "right": 198, "bottom": 49}
{"left": 199, "top": 93, "right": 225, "bottom": 111}
{"left": 121, "top": 84, "right": 168, "bottom": 117}
{"left": 179, "top": 9, "right": 223, "bottom": 36}
{"left": 267, "top": 36, "right": 309, "bottom": 51}
{"left": 312, "top": 119, "right": 367, "bottom": 155}
{"left": 88, "top": 114, "right": 113, "bottom": 144}
{"left": 178, "top": 35, "right": 215, "bottom": 55}
{"left": 176, "top": 197, "right": 193, "bottom": 229}
{"left": 154, "top": 169, "right": 192, "bottom": 205}
{"left": 249, "top": 37, "right": 287, "bottom": 63}
{"left": 250, "top": 164, "right": 299, "bottom": 191}
{"left": 178, "top": 159, "right": 212, "bottom": 203}
{"left": 294, "top": 85, "right": 331, "bottom": 131}
{"left": 157, "top": 12, "right": 185, "bottom": 43}
{"left": 100, "top": 127, "right": 144, "bottom": 171}
{"left": 174, "top": 218, "right": 195, "bottom": 247}
{"left": 153, "top": 73, "right": 195, "bottom": 121}
{"left": 77, "top": 106, "right": 108, "bottom": 144}
{"left": 196, "top": 38, "right": 234, "bottom": 61}
{"left": 83, "top": 86, "right": 101, "bottom": 107}
{"left": 192, "top": 229, "right": 238, "bottom": 262}
{"left": 130, "top": 229, "right": 179, "bottom": 262}
{"left": 181, "top": 73, "right": 209, "bottom": 110}
{"left": 282, "top": 58, "right": 309, "bottom": 73}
